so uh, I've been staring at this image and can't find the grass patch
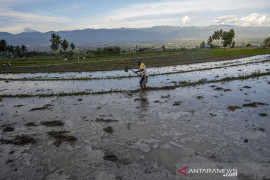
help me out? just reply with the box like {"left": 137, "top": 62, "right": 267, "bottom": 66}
{"left": 2, "top": 126, "right": 14, "bottom": 132}
{"left": 0, "top": 135, "right": 36, "bottom": 145}
{"left": 196, "top": 96, "right": 204, "bottom": 99}
{"left": 103, "top": 154, "right": 118, "bottom": 162}
{"left": 13, "top": 104, "right": 25, "bottom": 107}
{"left": 242, "top": 102, "right": 268, "bottom": 108}
{"left": 25, "top": 122, "right": 38, "bottom": 127}
{"left": 40, "top": 120, "right": 64, "bottom": 127}
{"left": 173, "top": 101, "right": 181, "bottom": 106}
{"left": 223, "top": 88, "right": 232, "bottom": 92}
{"left": 103, "top": 126, "right": 113, "bottom": 133}
{"left": 30, "top": 104, "right": 52, "bottom": 111}
{"left": 228, "top": 106, "right": 242, "bottom": 111}
{"left": 214, "top": 87, "right": 224, "bottom": 91}
{"left": 259, "top": 113, "right": 268, "bottom": 117}
{"left": 96, "top": 118, "right": 119, "bottom": 123}
{"left": 47, "top": 130, "right": 77, "bottom": 147}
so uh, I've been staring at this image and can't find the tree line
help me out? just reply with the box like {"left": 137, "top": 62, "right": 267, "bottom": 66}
{"left": 0, "top": 39, "right": 28, "bottom": 58}
{"left": 86, "top": 46, "right": 121, "bottom": 56}
{"left": 200, "top": 29, "right": 235, "bottom": 48}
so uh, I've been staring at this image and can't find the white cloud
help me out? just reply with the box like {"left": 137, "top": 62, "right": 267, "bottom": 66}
{"left": 1, "top": 0, "right": 270, "bottom": 33}
{"left": 214, "top": 15, "right": 238, "bottom": 24}
{"left": 238, "top": 13, "right": 268, "bottom": 26}
{"left": 182, "top": 15, "right": 191, "bottom": 26}
{"left": 0, "top": 8, "right": 67, "bottom": 23}
{"left": 214, "top": 13, "right": 270, "bottom": 26}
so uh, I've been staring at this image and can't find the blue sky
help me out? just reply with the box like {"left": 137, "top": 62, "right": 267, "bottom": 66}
{"left": 0, "top": 0, "right": 270, "bottom": 33}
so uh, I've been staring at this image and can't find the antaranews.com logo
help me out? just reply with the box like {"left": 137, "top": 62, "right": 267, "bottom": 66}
{"left": 178, "top": 166, "right": 237, "bottom": 177}
{"left": 176, "top": 162, "right": 270, "bottom": 179}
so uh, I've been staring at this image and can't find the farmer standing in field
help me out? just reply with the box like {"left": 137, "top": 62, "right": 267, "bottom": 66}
{"left": 135, "top": 60, "right": 148, "bottom": 91}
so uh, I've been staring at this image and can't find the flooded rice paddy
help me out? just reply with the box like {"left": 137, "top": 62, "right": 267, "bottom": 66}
{"left": 1, "top": 54, "right": 270, "bottom": 96}
{"left": 0, "top": 55, "right": 270, "bottom": 179}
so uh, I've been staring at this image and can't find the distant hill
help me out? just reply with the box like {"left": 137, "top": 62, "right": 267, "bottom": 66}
{"left": 0, "top": 25, "right": 269, "bottom": 49}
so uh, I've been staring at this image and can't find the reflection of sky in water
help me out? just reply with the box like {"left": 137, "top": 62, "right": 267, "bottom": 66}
{"left": 0, "top": 54, "right": 269, "bottom": 80}
{"left": 1, "top": 59, "right": 270, "bottom": 95}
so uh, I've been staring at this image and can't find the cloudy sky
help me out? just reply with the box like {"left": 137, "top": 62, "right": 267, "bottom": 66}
{"left": 0, "top": 0, "right": 270, "bottom": 34}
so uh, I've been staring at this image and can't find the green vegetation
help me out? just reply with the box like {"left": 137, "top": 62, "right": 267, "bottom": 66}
{"left": 25, "top": 122, "right": 38, "bottom": 127}
{"left": 0, "top": 135, "right": 36, "bottom": 145}
{"left": 47, "top": 130, "right": 77, "bottom": 147}
{"left": 103, "top": 126, "right": 113, "bottom": 133}
{"left": 204, "top": 29, "right": 235, "bottom": 48}
{"left": 103, "top": 154, "right": 118, "bottom": 162}
{"left": 30, "top": 104, "right": 52, "bottom": 111}
{"left": 50, "top": 33, "right": 76, "bottom": 57}
{"left": 242, "top": 102, "right": 268, "bottom": 108}
{"left": 227, "top": 106, "right": 242, "bottom": 111}
{"left": 90, "top": 46, "right": 121, "bottom": 56}
{"left": 0, "top": 39, "right": 28, "bottom": 58}
{"left": 264, "top": 37, "right": 270, "bottom": 47}
{"left": 2, "top": 126, "right": 14, "bottom": 132}
{"left": 96, "top": 118, "right": 119, "bottom": 123}
{"left": 259, "top": 113, "right": 268, "bottom": 117}
{"left": 40, "top": 120, "right": 64, "bottom": 127}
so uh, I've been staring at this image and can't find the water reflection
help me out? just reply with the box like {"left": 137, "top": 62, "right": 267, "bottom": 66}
{"left": 136, "top": 91, "right": 149, "bottom": 122}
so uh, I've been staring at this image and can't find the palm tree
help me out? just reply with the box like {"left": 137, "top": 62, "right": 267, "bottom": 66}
{"left": 7, "top": 45, "right": 15, "bottom": 57}
{"left": 70, "top": 43, "right": 75, "bottom": 50}
{"left": 0, "top": 39, "right": 7, "bottom": 57}
{"left": 15, "top": 45, "right": 21, "bottom": 57}
{"left": 50, "top": 33, "right": 61, "bottom": 52}
{"left": 21, "top": 45, "right": 27, "bottom": 57}
{"left": 61, "top": 39, "right": 69, "bottom": 57}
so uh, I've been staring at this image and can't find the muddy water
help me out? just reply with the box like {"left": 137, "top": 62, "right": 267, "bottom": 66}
{"left": 0, "top": 56, "right": 270, "bottom": 179}
{"left": 0, "top": 75, "right": 269, "bottom": 179}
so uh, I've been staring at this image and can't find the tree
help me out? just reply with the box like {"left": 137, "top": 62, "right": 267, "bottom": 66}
{"left": 207, "top": 36, "right": 212, "bottom": 45}
{"left": 7, "top": 45, "right": 15, "bottom": 56}
{"left": 200, "top": 41, "right": 206, "bottom": 48}
{"left": 222, "top": 29, "right": 235, "bottom": 47}
{"left": 61, "top": 39, "right": 69, "bottom": 57}
{"left": 231, "top": 41, "right": 235, "bottom": 48}
{"left": 218, "top": 29, "right": 223, "bottom": 46}
{"left": 264, "top": 37, "right": 270, "bottom": 47}
{"left": 70, "top": 43, "right": 75, "bottom": 50}
{"left": 15, "top": 45, "right": 21, "bottom": 57}
{"left": 21, "top": 45, "right": 27, "bottom": 57}
{"left": 0, "top": 39, "right": 7, "bottom": 57}
{"left": 50, "top": 33, "right": 61, "bottom": 51}
{"left": 161, "top": 45, "right": 166, "bottom": 51}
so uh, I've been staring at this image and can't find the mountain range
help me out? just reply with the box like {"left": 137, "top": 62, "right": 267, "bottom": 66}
{"left": 0, "top": 25, "right": 269, "bottom": 49}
